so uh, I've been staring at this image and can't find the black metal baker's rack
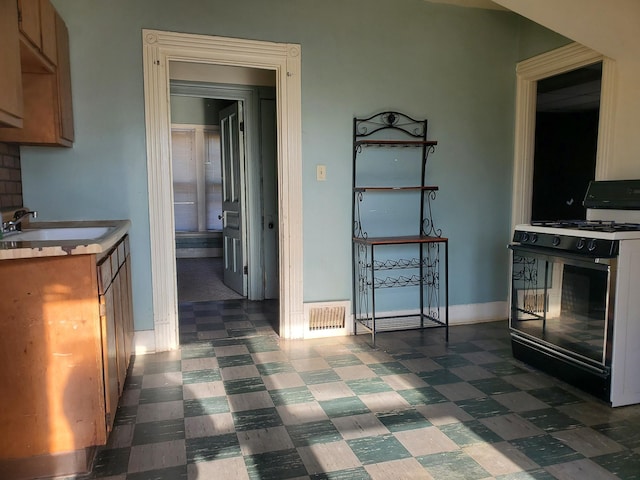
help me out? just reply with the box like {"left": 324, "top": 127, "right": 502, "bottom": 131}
{"left": 351, "top": 111, "right": 449, "bottom": 345}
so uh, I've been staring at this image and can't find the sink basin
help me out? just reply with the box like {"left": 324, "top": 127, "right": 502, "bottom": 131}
{"left": 2, "top": 227, "right": 112, "bottom": 242}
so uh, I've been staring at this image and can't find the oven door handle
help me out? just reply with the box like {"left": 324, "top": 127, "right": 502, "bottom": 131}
{"left": 509, "top": 244, "right": 615, "bottom": 267}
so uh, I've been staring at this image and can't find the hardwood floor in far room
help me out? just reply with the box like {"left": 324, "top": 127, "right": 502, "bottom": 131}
{"left": 176, "top": 257, "right": 244, "bottom": 303}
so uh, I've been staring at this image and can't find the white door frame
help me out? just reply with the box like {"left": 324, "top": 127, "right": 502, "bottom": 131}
{"left": 510, "top": 42, "right": 617, "bottom": 228}
{"left": 142, "top": 30, "right": 303, "bottom": 351}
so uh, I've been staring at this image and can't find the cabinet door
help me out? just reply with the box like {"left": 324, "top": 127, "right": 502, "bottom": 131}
{"left": 0, "top": 255, "right": 106, "bottom": 458}
{"left": 17, "top": 0, "right": 41, "bottom": 50}
{"left": 0, "top": 0, "right": 23, "bottom": 127}
{"left": 122, "top": 246, "right": 135, "bottom": 366}
{"left": 100, "top": 285, "right": 119, "bottom": 434}
{"left": 39, "top": 0, "right": 56, "bottom": 64}
{"left": 113, "top": 265, "right": 128, "bottom": 396}
{"left": 54, "top": 9, "right": 73, "bottom": 142}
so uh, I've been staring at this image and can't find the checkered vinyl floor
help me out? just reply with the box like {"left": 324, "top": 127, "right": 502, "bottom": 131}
{"left": 86, "top": 299, "right": 640, "bottom": 479}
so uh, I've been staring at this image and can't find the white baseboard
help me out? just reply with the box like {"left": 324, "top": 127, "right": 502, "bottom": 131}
{"left": 134, "top": 330, "right": 156, "bottom": 355}
{"left": 448, "top": 301, "right": 508, "bottom": 325}
{"left": 356, "top": 301, "right": 507, "bottom": 330}
{"left": 133, "top": 301, "right": 508, "bottom": 349}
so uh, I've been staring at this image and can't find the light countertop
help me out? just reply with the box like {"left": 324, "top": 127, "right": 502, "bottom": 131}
{"left": 0, "top": 220, "right": 131, "bottom": 261}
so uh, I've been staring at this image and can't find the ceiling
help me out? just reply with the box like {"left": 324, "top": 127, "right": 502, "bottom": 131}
{"left": 428, "top": 0, "right": 602, "bottom": 113}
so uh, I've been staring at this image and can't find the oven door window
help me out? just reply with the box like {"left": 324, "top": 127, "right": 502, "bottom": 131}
{"left": 510, "top": 247, "right": 614, "bottom": 365}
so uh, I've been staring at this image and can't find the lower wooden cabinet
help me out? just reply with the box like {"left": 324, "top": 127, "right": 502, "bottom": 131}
{"left": 98, "top": 235, "right": 134, "bottom": 432}
{"left": 0, "top": 235, "right": 133, "bottom": 479}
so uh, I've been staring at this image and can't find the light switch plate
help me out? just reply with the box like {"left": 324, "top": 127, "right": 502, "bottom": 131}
{"left": 316, "top": 164, "right": 327, "bottom": 181}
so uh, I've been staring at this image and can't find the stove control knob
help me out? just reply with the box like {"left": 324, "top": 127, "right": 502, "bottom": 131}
{"left": 521, "top": 232, "right": 529, "bottom": 243}
{"left": 588, "top": 239, "right": 597, "bottom": 252}
{"left": 530, "top": 233, "right": 538, "bottom": 243}
{"left": 552, "top": 236, "right": 561, "bottom": 246}
{"left": 576, "top": 238, "right": 586, "bottom": 250}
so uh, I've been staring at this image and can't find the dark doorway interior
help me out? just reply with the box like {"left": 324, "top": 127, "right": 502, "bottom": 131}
{"left": 531, "top": 62, "right": 602, "bottom": 221}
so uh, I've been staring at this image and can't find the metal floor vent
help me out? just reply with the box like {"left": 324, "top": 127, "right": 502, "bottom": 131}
{"left": 309, "top": 305, "right": 346, "bottom": 330}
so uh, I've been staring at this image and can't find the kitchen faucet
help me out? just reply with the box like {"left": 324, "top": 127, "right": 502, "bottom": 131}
{"left": 2, "top": 209, "right": 37, "bottom": 234}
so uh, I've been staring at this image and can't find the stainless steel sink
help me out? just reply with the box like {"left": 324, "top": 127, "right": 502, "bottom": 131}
{"left": 1, "top": 226, "right": 112, "bottom": 242}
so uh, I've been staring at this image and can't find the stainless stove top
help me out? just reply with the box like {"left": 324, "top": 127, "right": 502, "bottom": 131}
{"left": 531, "top": 220, "right": 640, "bottom": 233}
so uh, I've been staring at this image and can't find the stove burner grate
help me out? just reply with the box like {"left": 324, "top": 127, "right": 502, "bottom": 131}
{"left": 531, "top": 220, "right": 640, "bottom": 233}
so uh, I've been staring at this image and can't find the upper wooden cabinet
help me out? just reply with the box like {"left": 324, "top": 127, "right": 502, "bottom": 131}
{"left": 18, "top": 0, "right": 57, "bottom": 71}
{"left": 0, "top": 1, "right": 74, "bottom": 146}
{"left": 0, "top": 0, "right": 23, "bottom": 127}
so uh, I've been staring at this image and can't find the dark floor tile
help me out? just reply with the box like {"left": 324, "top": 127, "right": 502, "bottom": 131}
{"left": 495, "top": 470, "right": 557, "bottom": 480}
{"left": 143, "top": 360, "right": 182, "bottom": 374}
{"left": 126, "top": 465, "right": 188, "bottom": 480}
{"left": 519, "top": 408, "right": 583, "bottom": 433}
{"left": 186, "top": 432, "right": 242, "bottom": 463}
{"left": 418, "top": 369, "right": 463, "bottom": 385}
{"left": 223, "top": 377, "right": 266, "bottom": 395}
{"left": 432, "top": 354, "right": 473, "bottom": 369}
{"left": 325, "top": 354, "right": 363, "bottom": 368}
{"left": 138, "top": 386, "right": 184, "bottom": 404}
{"left": 417, "top": 450, "right": 490, "bottom": 479}
{"left": 217, "top": 354, "right": 255, "bottom": 368}
{"left": 228, "top": 327, "right": 258, "bottom": 337}
{"left": 286, "top": 420, "right": 342, "bottom": 446}
{"left": 447, "top": 343, "right": 484, "bottom": 354}
{"left": 244, "top": 448, "right": 308, "bottom": 480}
{"left": 113, "top": 405, "right": 138, "bottom": 426}
{"left": 244, "top": 336, "right": 281, "bottom": 353}
{"left": 527, "top": 386, "right": 583, "bottom": 407}
{"left": 195, "top": 322, "right": 226, "bottom": 331}
{"left": 300, "top": 369, "right": 342, "bottom": 385}
{"left": 211, "top": 338, "right": 244, "bottom": 348}
{"left": 319, "top": 396, "right": 370, "bottom": 418}
{"left": 179, "top": 332, "right": 199, "bottom": 344}
{"left": 376, "top": 409, "right": 432, "bottom": 432}
{"left": 310, "top": 466, "right": 371, "bottom": 479}
{"left": 391, "top": 351, "right": 427, "bottom": 360}
{"left": 347, "top": 434, "right": 412, "bottom": 465}
{"left": 124, "top": 375, "right": 143, "bottom": 390}
{"left": 180, "top": 344, "right": 216, "bottom": 359}
{"left": 131, "top": 418, "right": 185, "bottom": 445}
{"left": 469, "top": 377, "right": 520, "bottom": 396}
{"left": 439, "top": 420, "right": 503, "bottom": 446}
{"left": 397, "top": 386, "right": 448, "bottom": 406}
{"left": 269, "top": 386, "right": 315, "bottom": 406}
{"left": 256, "top": 361, "right": 296, "bottom": 376}
{"left": 233, "top": 407, "right": 283, "bottom": 431}
{"left": 346, "top": 377, "right": 393, "bottom": 395}
{"left": 510, "top": 434, "right": 583, "bottom": 467}
{"left": 182, "top": 368, "right": 221, "bottom": 384}
{"left": 90, "top": 447, "right": 130, "bottom": 477}
{"left": 592, "top": 450, "right": 640, "bottom": 479}
{"left": 183, "top": 396, "right": 230, "bottom": 417}
{"left": 594, "top": 420, "right": 640, "bottom": 449}
{"left": 483, "top": 361, "right": 528, "bottom": 377}
{"left": 455, "top": 397, "right": 511, "bottom": 419}
{"left": 368, "top": 361, "right": 412, "bottom": 376}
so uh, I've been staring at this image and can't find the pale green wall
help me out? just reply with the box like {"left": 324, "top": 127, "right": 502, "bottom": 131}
{"left": 170, "top": 96, "right": 207, "bottom": 125}
{"left": 21, "top": 0, "right": 567, "bottom": 330}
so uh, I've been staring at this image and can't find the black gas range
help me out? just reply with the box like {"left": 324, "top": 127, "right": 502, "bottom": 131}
{"left": 509, "top": 180, "right": 640, "bottom": 407}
